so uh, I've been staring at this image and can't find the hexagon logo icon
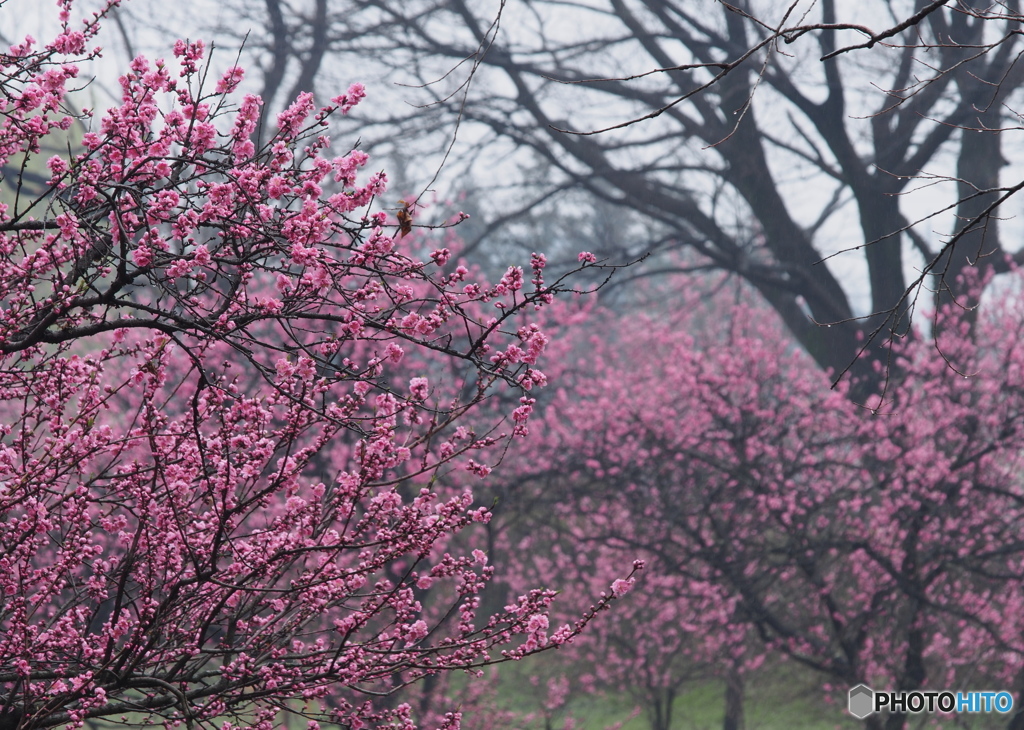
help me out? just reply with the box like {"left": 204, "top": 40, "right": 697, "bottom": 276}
{"left": 849, "top": 685, "right": 874, "bottom": 719}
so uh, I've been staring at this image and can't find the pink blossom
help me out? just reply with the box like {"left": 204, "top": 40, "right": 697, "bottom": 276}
{"left": 216, "top": 66, "right": 245, "bottom": 94}
{"left": 332, "top": 82, "right": 366, "bottom": 114}
{"left": 409, "top": 376, "right": 429, "bottom": 400}
{"left": 610, "top": 578, "right": 635, "bottom": 598}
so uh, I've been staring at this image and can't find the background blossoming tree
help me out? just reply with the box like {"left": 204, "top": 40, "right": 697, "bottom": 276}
{"left": 0, "top": 3, "right": 642, "bottom": 729}
{"left": 469, "top": 276, "right": 1024, "bottom": 730}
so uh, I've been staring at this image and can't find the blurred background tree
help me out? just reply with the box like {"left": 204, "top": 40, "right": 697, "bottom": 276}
{"left": 110, "top": 0, "right": 1024, "bottom": 398}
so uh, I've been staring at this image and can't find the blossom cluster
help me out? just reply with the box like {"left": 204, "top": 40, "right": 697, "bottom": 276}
{"left": 0, "top": 3, "right": 620, "bottom": 729}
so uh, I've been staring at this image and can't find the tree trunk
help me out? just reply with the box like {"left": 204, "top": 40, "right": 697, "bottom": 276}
{"left": 723, "top": 669, "right": 744, "bottom": 730}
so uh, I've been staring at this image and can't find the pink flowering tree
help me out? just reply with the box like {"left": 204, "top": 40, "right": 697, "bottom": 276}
{"left": 0, "top": 4, "right": 637, "bottom": 729}
{"left": 498, "top": 520, "right": 749, "bottom": 730}
{"left": 478, "top": 280, "right": 1024, "bottom": 730}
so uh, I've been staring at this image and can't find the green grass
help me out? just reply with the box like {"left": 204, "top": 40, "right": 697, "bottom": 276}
{"left": 77, "top": 657, "right": 1015, "bottom": 729}
{"left": 470, "top": 655, "right": 1013, "bottom": 730}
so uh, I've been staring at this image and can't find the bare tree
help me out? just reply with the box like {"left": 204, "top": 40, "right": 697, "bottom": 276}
{"left": 120, "top": 0, "right": 1024, "bottom": 398}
